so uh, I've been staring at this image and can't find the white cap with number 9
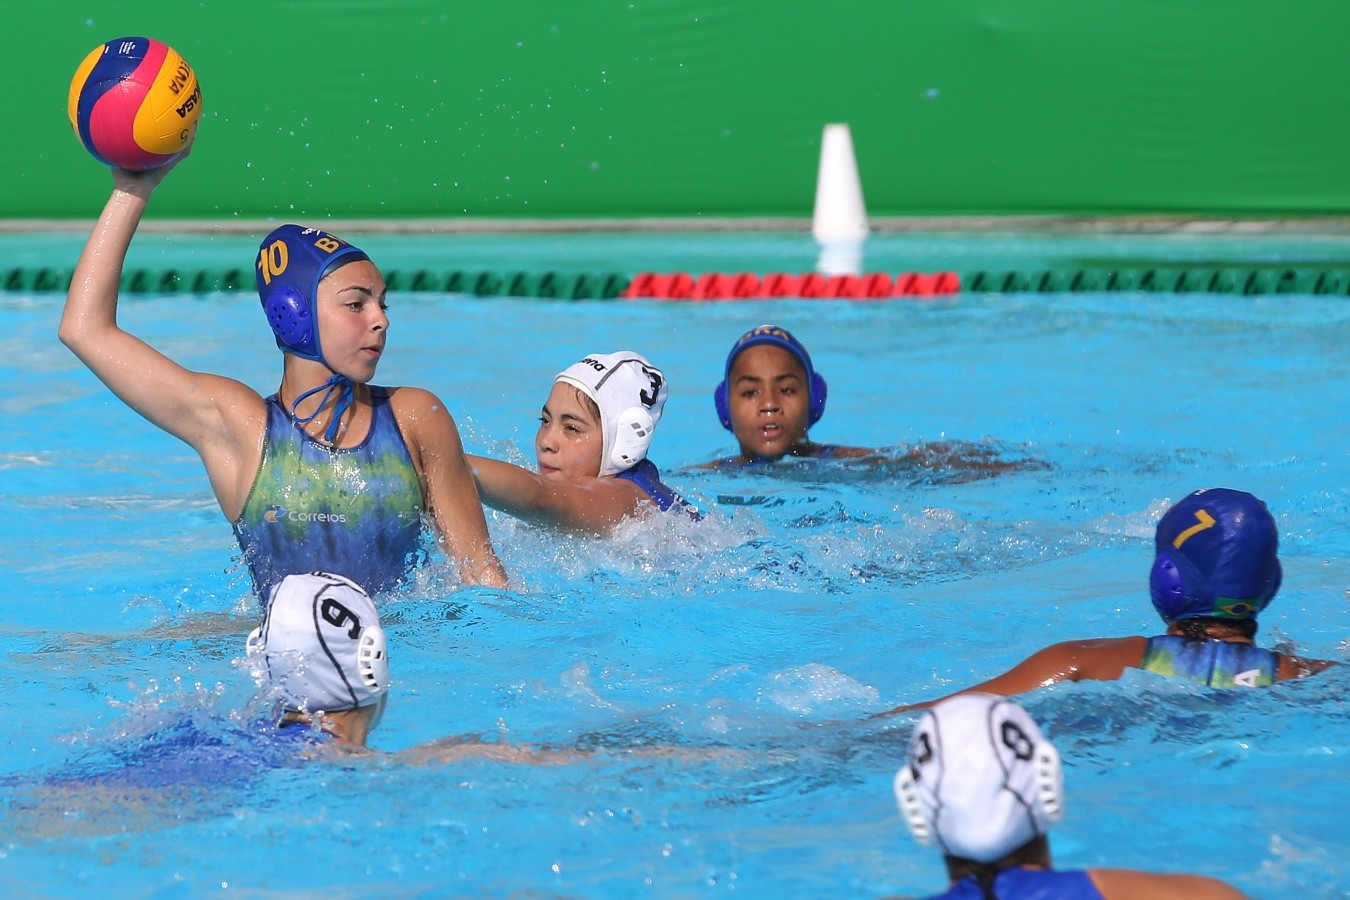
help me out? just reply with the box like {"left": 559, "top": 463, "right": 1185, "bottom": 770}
{"left": 246, "top": 571, "right": 389, "bottom": 713}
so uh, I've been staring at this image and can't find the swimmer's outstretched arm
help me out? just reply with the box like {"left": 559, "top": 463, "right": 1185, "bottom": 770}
{"left": 466, "top": 454, "right": 649, "bottom": 533}
{"left": 1277, "top": 651, "right": 1338, "bottom": 680}
{"left": 397, "top": 733, "right": 748, "bottom": 767}
{"left": 58, "top": 157, "right": 267, "bottom": 516}
{"left": 395, "top": 393, "right": 508, "bottom": 588}
{"left": 397, "top": 734, "right": 583, "bottom": 765}
{"left": 1089, "top": 868, "right": 1249, "bottom": 899}
{"left": 871, "top": 637, "right": 1147, "bottom": 718}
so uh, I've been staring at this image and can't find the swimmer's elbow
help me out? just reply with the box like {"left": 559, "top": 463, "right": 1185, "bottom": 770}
{"left": 57, "top": 309, "right": 115, "bottom": 359}
{"left": 56, "top": 317, "right": 85, "bottom": 352}
{"left": 1281, "top": 655, "right": 1337, "bottom": 680}
{"left": 56, "top": 323, "right": 98, "bottom": 365}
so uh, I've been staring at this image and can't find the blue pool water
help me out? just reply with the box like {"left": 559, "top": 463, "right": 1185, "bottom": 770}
{"left": 2, "top": 233, "right": 1349, "bottom": 897}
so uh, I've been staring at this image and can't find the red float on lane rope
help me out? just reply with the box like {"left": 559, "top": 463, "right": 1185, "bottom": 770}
{"left": 624, "top": 271, "right": 961, "bottom": 300}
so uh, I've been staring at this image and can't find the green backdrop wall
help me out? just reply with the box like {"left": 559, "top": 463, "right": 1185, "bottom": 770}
{"left": 10, "top": 1, "right": 1350, "bottom": 222}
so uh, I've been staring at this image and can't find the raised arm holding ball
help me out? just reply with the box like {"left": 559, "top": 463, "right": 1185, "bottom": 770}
{"left": 58, "top": 157, "right": 507, "bottom": 598}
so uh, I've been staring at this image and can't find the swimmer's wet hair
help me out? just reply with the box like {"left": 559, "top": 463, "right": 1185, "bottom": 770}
{"left": 1171, "top": 616, "right": 1259, "bottom": 640}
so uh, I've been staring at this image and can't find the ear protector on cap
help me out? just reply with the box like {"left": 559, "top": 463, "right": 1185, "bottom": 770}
{"left": 357, "top": 625, "right": 390, "bottom": 693}
{"left": 714, "top": 324, "right": 828, "bottom": 431}
{"left": 610, "top": 406, "right": 657, "bottom": 472}
{"left": 1149, "top": 551, "right": 1282, "bottom": 622}
{"left": 894, "top": 737, "right": 1063, "bottom": 851}
{"left": 263, "top": 285, "right": 318, "bottom": 361}
{"left": 255, "top": 224, "right": 369, "bottom": 365}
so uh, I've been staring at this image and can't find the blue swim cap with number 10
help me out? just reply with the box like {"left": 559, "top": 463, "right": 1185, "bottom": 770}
{"left": 255, "top": 224, "right": 370, "bottom": 365}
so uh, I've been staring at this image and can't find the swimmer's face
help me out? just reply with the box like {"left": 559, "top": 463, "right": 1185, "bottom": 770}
{"left": 536, "top": 382, "right": 604, "bottom": 480}
{"left": 727, "top": 344, "right": 812, "bottom": 461}
{"left": 315, "top": 260, "right": 388, "bottom": 383}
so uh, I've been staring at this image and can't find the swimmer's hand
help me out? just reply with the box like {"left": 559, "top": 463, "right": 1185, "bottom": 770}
{"left": 866, "top": 701, "right": 932, "bottom": 720}
{"left": 110, "top": 145, "right": 192, "bottom": 197}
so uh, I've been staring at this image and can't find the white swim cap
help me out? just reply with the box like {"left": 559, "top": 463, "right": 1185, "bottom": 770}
{"left": 894, "top": 693, "right": 1063, "bottom": 863}
{"left": 246, "top": 572, "right": 390, "bottom": 713}
{"left": 555, "top": 351, "right": 668, "bottom": 476}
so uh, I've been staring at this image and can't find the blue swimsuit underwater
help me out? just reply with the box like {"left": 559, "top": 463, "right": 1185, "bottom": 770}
{"left": 924, "top": 868, "right": 1103, "bottom": 900}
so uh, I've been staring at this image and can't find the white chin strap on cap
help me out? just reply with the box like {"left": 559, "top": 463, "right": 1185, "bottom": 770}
{"left": 555, "top": 351, "right": 668, "bottom": 477}
{"left": 894, "top": 693, "right": 1063, "bottom": 863}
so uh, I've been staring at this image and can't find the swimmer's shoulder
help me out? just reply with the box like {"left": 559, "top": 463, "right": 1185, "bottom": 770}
{"left": 384, "top": 384, "right": 463, "bottom": 437}
{"left": 1034, "top": 635, "right": 1148, "bottom": 681}
{"left": 383, "top": 383, "right": 442, "bottom": 411}
{"left": 700, "top": 444, "right": 875, "bottom": 467}
{"left": 696, "top": 443, "right": 875, "bottom": 469}
{"left": 525, "top": 472, "right": 654, "bottom": 535}
{"left": 696, "top": 454, "right": 760, "bottom": 470}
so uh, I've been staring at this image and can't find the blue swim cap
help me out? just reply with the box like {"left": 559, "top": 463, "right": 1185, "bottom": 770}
{"left": 713, "top": 324, "right": 828, "bottom": 431}
{"left": 1149, "top": 488, "right": 1282, "bottom": 623}
{"left": 255, "top": 224, "right": 370, "bottom": 364}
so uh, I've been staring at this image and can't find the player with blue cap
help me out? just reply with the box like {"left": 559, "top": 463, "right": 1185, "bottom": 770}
{"left": 704, "top": 324, "right": 1036, "bottom": 478}
{"left": 708, "top": 324, "right": 872, "bottom": 467}
{"left": 254, "top": 224, "right": 373, "bottom": 444}
{"left": 60, "top": 157, "right": 507, "bottom": 600}
{"left": 876, "top": 488, "right": 1335, "bottom": 717}
{"left": 1148, "top": 487, "right": 1282, "bottom": 624}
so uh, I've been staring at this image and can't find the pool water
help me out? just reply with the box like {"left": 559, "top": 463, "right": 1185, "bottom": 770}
{"left": 2, "top": 238, "right": 1349, "bottom": 897}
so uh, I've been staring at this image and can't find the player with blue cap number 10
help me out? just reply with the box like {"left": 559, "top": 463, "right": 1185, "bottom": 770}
{"left": 59, "top": 154, "right": 508, "bottom": 600}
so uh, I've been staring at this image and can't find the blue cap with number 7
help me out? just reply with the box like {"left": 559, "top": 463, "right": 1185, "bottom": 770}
{"left": 1149, "top": 488, "right": 1282, "bottom": 622}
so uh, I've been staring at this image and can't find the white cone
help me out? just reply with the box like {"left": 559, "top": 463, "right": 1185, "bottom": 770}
{"left": 812, "top": 123, "right": 869, "bottom": 275}
{"left": 813, "top": 124, "right": 869, "bottom": 240}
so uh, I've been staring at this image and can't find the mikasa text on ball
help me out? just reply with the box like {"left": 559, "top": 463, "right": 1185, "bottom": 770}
{"left": 68, "top": 36, "right": 202, "bottom": 171}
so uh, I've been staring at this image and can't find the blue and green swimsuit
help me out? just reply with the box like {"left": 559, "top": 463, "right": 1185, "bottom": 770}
{"left": 233, "top": 387, "right": 426, "bottom": 600}
{"left": 1139, "top": 635, "right": 1280, "bottom": 688}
